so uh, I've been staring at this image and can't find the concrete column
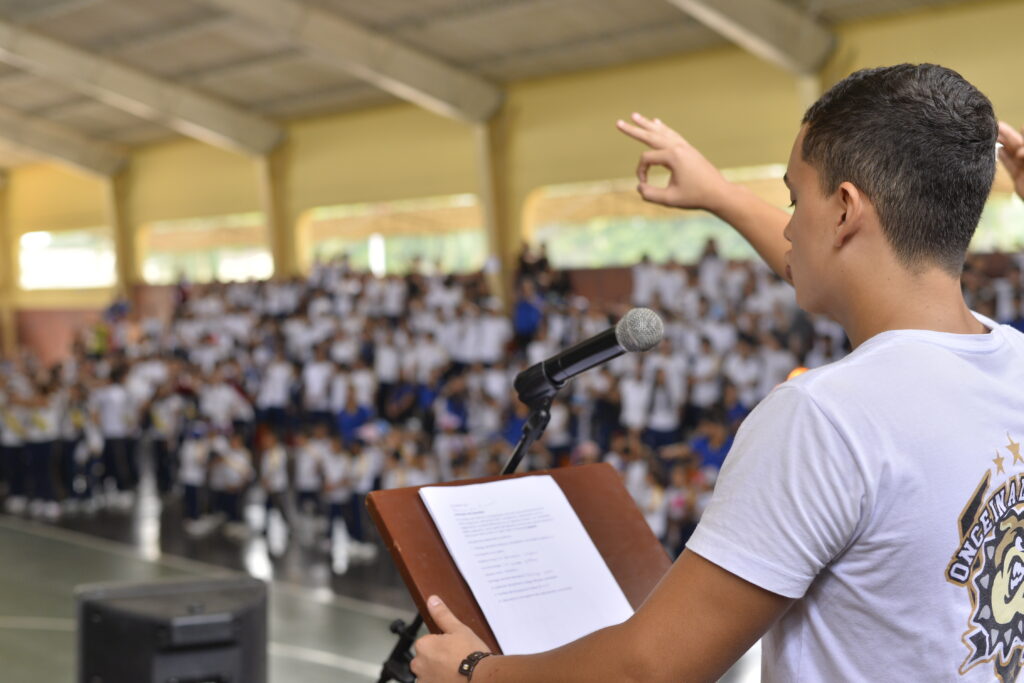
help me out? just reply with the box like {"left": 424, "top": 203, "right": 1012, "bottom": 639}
{"left": 473, "top": 109, "right": 517, "bottom": 306}
{"left": 257, "top": 142, "right": 297, "bottom": 280}
{"left": 796, "top": 74, "right": 823, "bottom": 110}
{"left": 0, "top": 171, "right": 15, "bottom": 355}
{"left": 107, "top": 167, "right": 136, "bottom": 299}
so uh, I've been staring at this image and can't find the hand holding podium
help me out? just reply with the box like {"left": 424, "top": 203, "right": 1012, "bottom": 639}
{"left": 411, "top": 595, "right": 490, "bottom": 683}
{"left": 367, "top": 464, "right": 674, "bottom": 680}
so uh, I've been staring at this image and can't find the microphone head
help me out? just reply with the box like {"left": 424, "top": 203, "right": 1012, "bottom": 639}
{"left": 614, "top": 307, "right": 664, "bottom": 353}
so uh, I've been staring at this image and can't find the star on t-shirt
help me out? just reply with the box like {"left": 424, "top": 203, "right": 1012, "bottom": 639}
{"left": 993, "top": 451, "right": 1006, "bottom": 475}
{"left": 1007, "top": 434, "right": 1023, "bottom": 465}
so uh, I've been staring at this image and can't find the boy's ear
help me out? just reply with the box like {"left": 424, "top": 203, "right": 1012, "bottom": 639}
{"left": 834, "top": 181, "right": 865, "bottom": 248}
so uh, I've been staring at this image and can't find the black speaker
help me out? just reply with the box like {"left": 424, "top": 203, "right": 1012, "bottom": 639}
{"left": 76, "top": 576, "right": 267, "bottom": 683}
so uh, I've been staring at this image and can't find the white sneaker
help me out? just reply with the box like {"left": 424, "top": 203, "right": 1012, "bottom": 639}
{"left": 223, "top": 521, "right": 251, "bottom": 540}
{"left": 5, "top": 496, "right": 26, "bottom": 514}
{"left": 28, "top": 499, "right": 44, "bottom": 517}
{"left": 331, "top": 521, "right": 351, "bottom": 574}
{"left": 332, "top": 545, "right": 350, "bottom": 575}
{"left": 266, "top": 509, "right": 289, "bottom": 557}
{"left": 350, "top": 541, "right": 379, "bottom": 561}
{"left": 363, "top": 542, "right": 379, "bottom": 561}
{"left": 43, "top": 502, "right": 61, "bottom": 521}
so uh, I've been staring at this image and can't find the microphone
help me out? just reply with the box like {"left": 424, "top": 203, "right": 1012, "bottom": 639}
{"left": 514, "top": 307, "right": 664, "bottom": 408}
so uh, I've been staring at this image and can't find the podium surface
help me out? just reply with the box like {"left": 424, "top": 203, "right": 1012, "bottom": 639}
{"left": 367, "top": 462, "right": 672, "bottom": 653}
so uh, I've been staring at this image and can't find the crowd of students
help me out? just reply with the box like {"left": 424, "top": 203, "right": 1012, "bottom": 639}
{"left": 0, "top": 243, "right": 1021, "bottom": 564}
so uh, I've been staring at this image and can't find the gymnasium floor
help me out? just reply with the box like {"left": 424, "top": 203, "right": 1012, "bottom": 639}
{"left": 0, "top": 514, "right": 406, "bottom": 682}
{"left": 0, "top": 468, "right": 760, "bottom": 682}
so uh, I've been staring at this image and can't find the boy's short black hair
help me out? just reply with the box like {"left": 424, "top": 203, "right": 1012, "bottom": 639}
{"left": 801, "top": 63, "right": 997, "bottom": 275}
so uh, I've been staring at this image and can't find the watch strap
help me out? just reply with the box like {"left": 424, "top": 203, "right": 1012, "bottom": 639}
{"left": 458, "top": 651, "right": 492, "bottom": 680}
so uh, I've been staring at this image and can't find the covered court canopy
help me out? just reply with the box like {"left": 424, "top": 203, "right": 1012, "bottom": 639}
{"left": 0, "top": 0, "right": 973, "bottom": 170}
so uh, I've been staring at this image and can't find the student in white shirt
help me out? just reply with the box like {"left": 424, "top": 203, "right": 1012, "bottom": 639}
{"left": 209, "top": 431, "right": 253, "bottom": 526}
{"left": 757, "top": 330, "right": 799, "bottom": 399}
{"left": 688, "top": 336, "right": 722, "bottom": 424}
{"left": 178, "top": 424, "right": 211, "bottom": 524}
{"left": 256, "top": 349, "right": 294, "bottom": 432}
{"left": 146, "top": 383, "right": 185, "bottom": 496}
{"left": 349, "top": 359, "right": 378, "bottom": 409}
{"left": 345, "top": 438, "right": 383, "bottom": 545}
{"left": 617, "top": 365, "right": 651, "bottom": 436}
{"left": 25, "top": 381, "right": 61, "bottom": 518}
{"left": 293, "top": 429, "right": 325, "bottom": 516}
{"left": 1, "top": 384, "right": 28, "bottom": 512}
{"left": 329, "top": 330, "right": 359, "bottom": 367}
{"left": 198, "top": 367, "right": 254, "bottom": 433}
{"left": 721, "top": 334, "right": 763, "bottom": 408}
{"left": 477, "top": 305, "right": 512, "bottom": 366}
{"left": 631, "top": 254, "right": 659, "bottom": 307}
{"left": 259, "top": 430, "right": 290, "bottom": 526}
{"left": 373, "top": 328, "right": 401, "bottom": 415}
{"left": 321, "top": 434, "right": 354, "bottom": 543}
{"left": 91, "top": 367, "right": 138, "bottom": 492}
{"left": 302, "top": 346, "right": 335, "bottom": 426}
{"left": 655, "top": 259, "right": 686, "bottom": 311}
{"left": 72, "top": 418, "right": 104, "bottom": 512}
{"left": 644, "top": 368, "right": 685, "bottom": 451}
{"left": 56, "top": 383, "right": 83, "bottom": 505}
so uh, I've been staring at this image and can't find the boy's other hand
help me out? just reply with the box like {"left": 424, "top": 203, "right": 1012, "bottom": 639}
{"left": 997, "top": 121, "right": 1024, "bottom": 201}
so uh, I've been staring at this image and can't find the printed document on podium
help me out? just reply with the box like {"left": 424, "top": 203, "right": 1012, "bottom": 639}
{"left": 419, "top": 475, "right": 633, "bottom": 654}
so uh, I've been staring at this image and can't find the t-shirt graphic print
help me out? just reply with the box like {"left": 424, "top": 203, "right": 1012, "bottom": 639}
{"left": 950, "top": 433, "right": 1024, "bottom": 682}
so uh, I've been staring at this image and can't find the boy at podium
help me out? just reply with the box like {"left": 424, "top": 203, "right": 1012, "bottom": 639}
{"left": 412, "top": 64, "right": 1024, "bottom": 682}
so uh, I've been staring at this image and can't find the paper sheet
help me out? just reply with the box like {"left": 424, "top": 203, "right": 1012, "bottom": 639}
{"left": 419, "top": 475, "right": 634, "bottom": 654}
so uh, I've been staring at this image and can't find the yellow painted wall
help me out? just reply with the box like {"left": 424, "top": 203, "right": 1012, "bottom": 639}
{"left": 3, "top": 0, "right": 1023, "bottom": 310}
{"left": 7, "top": 163, "right": 107, "bottom": 234}
{"left": 826, "top": 0, "right": 1024, "bottom": 121}
{"left": 288, "top": 103, "right": 479, "bottom": 215}
{"left": 128, "top": 138, "right": 263, "bottom": 225}
{"left": 6, "top": 163, "right": 113, "bottom": 308}
{"left": 287, "top": 103, "right": 479, "bottom": 271}
{"left": 496, "top": 46, "right": 805, "bottom": 266}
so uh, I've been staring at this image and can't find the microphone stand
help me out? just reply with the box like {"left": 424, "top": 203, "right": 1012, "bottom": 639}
{"left": 374, "top": 396, "right": 554, "bottom": 683}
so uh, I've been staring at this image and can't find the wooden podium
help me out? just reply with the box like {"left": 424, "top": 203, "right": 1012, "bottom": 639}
{"left": 367, "top": 462, "right": 672, "bottom": 654}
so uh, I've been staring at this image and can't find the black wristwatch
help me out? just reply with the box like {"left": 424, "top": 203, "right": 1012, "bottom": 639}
{"left": 458, "top": 651, "right": 492, "bottom": 680}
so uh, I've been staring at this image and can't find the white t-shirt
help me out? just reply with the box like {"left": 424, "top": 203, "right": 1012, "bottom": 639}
{"left": 302, "top": 361, "right": 334, "bottom": 411}
{"left": 199, "top": 383, "right": 253, "bottom": 429}
{"left": 721, "top": 351, "right": 762, "bottom": 407}
{"left": 210, "top": 446, "right": 252, "bottom": 491}
{"left": 25, "top": 398, "right": 60, "bottom": 443}
{"left": 330, "top": 336, "right": 359, "bottom": 366}
{"left": 689, "top": 352, "right": 722, "bottom": 408}
{"left": 321, "top": 450, "right": 352, "bottom": 503}
{"left": 477, "top": 315, "right": 511, "bottom": 365}
{"left": 350, "top": 369, "right": 377, "bottom": 408}
{"left": 294, "top": 442, "right": 326, "bottom": 492}
{"left": 374, "top": 345, "right": 400, "bottom": 383}
{"left": 261, "top": 445, "right": 289, "bottom": 493}
{"left": 179, "top": 438, "right": 209, "bottom": 486}
{"left": 618, "top": 376, "right": 651, "bottom": 431}
{"left": 352, "top": 447, "right": 384, "bottom": 494}
{"left": 257, "top": 361, "right": 293, "bottom": 409}
{"left": 329, "top": 373, "right": 350, "bottom": 413}
{"left": 91, "top": 384, "right": 134, "bottom": 438}
{"left": 687, "top": 318, "right": 1024, "bottom": 682}
{"left": 149, "top": 394, "right": 185, "bottom": 441}
{"left": 631, "top": 262, "right": 660, "bottom": 306}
